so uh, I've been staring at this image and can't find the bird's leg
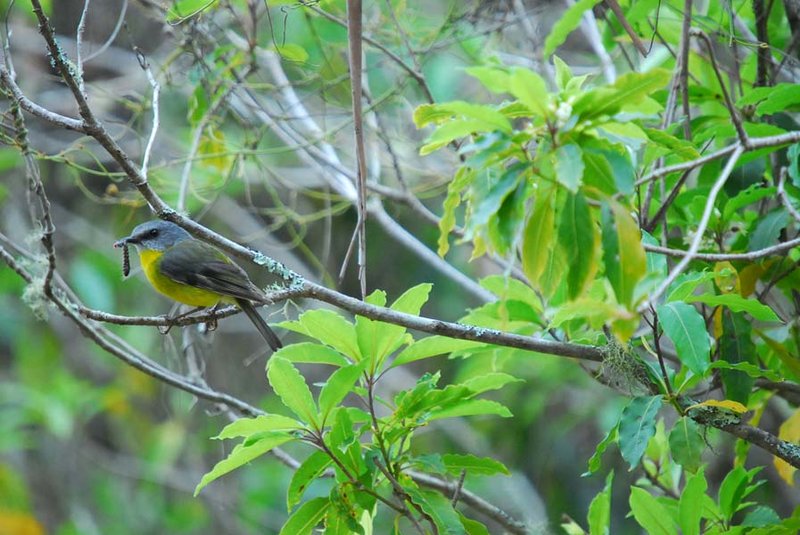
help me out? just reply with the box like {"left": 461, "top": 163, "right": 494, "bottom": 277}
{"left": 158, "top": 306, "right": 205, "bottom": 335}
{"left": 204, "top": 303, "right": 221, "bottom": 333}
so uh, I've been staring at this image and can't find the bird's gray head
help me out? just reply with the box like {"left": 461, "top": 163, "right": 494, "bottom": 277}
{"left": 114, "top": 220, "right": 192, "bottom": 251}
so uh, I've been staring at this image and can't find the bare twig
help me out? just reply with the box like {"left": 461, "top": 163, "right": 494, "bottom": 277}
{"left": 640, "top": 145, "right": 745, "bottom": 311}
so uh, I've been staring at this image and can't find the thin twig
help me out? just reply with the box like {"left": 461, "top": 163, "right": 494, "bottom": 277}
{"left": 75, "top": 0, "right": 91, "bottom": 95}
{"left": 640, "top": 145, "right": 744, "bottom": 311}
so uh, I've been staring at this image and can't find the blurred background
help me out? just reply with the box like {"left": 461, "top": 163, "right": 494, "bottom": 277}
{"left": 1, "top": 1, "right": 797, "bottom": 534}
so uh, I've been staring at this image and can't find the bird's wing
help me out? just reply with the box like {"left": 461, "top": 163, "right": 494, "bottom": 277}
{"left": 158, "top": 240, "right": 267, "bottom": 303}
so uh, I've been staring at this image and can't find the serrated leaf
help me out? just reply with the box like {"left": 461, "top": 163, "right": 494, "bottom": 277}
{"left": 413, "top": 101, "right": 511, "bottom": 132}
{"left": 584, "top": 424, "right": 618, "bottom": 476}
{"left": 280, "top": 310, "right": 361, "bottom": 360}
{"left": 391, "top": 336, "right": 486, "bottom": 368}
{"left": 279, "top": 497, "right": 331, "bottom": 535}
{"left": 508, "top": 68, "right": 549, "bottom": 117}
{"left": 575, "top": 70, "right": 671, "bottom": 120}
{"left": 689, "top": 293, "right": 779, "bottom": 321}
{"left": 629, "top": 487, "right": 678, "bottom": 535}
{"left": 642, "top": 128, "right": 701, "bottom": 160}
{"left": 522, "top": 189, "right": 556, "bottom": 287}
{"left": 559, "top": 191, "right": 596, "bottom": 300}
{"left": 708, "top": 360, "right": 782, "bottom": 381}
{"left": 215, "top": 414, "right": 302, "bottom": 439}
{"left": 544, "top": 0, "right": 603, "bottom": 57}
{"left": 464, "top": 65, "right": 510, "bottom": 94}
{"left": 460, "top": 373, "right": 522, "bottom": 394}
{"left": 668, "top": 417, "right": 704, "bottom": 473}
{"left": 588, "top": 471, "right": 613, "bottom": 535}
{"left": 267, "top": 357, "right": 318, "bottom": 426}
{"left": 194, "top": 432, "right": 295, "bottom": 495}
{"left": 442, "top": 453, "right": 510, "bottom": 476}
{"left": 748, "top": 209, "right": 788, "bottom": 252}
{"left": 618, "top": 396, "right": 662, "bottom": 469}
{"left": 428, "top": 399, "right": 513, "bottom": 420}
{"left": 318, "top": 362, "right": 367, "bottom": 419}
{"left": 287, "top": 451, "right": 332, "bottom": 510}
{"left": 273, "top": 343, "right": 351, "bottom": 367}
{"left": 438, "top": 167, "right": 476, "bottom": 257}
{"left": 459, "top": 514, "right": 490, "bottom": 535}
{"left": 406, "top": 487, "right": 466, "bottom": 535}
{"left": 554, "top": 143, "right": 584, "bottom": 192}
{"left": 678, "top": 468, "right": 707, "bottom": 535}
{"left": 656, "top": 302, "right": 710, "bottom": 375}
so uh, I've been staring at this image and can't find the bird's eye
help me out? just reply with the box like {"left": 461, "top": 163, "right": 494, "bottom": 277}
{"left": 149, "top": 229, "right": 159, "bottom": 237}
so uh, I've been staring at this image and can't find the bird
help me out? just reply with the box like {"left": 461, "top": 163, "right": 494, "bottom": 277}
{"left": 114, "top": 219, "right": 282, "bottom": 352}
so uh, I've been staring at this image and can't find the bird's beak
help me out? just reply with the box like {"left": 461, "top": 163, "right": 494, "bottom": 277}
{"left": 114, "top": 235, "right": 134, "bottom": 248}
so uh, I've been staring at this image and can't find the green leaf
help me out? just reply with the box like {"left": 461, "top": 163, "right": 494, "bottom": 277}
{"left": 391, "top": 283, "right": 433, "bottom": 315}
{"left": 689, "top": 293, "right": 779, "bottom": 321}
{"left": 406, "top": 487, "right": 467, "bottom": 535}
{"left": 508, "top": 68, "right": 550, "bottom": 117}
{"left": 554, "top": 143, "right": 585, "bottom": 192}
{"left": 656, "top": 302, "right": 710, "bottom": 375}
{"left": 584, "top": 424, "right": 618, "bottom": 476}
{"left": 460, "top": 373, "right": 522, "bottom": 394}
{"left": 459, "top": 514, "right": 490, "bottom": 535}
{"left": 574, "top": 70, "right": 671, "bottom": 120}
{"left": 522, "top": 188, "right": 556, "bottom": 287}
{"left": 279, "top": 497, "right": 331, "bottom": 535}
{"left": 708, "top": 360, "right": 782, "bottom": 381}
{"left": 748, "top": 209, "right": 789, "bottom": 252}
{"left": 718, "top": 466, "right": 748, "bottom": 520}
{"left": 544, "top": 0, "right": 603, "bottom": 57}
{"left": 754, "top": 84, "right": 800, "bottom": 114}
{"left": 629, "top": 487, "right": 678, "bottom": 535}
{"left": 464, "top": 65, "right": 510, "bottom": 94}
{"left": 413, "top": 101, "right": 512, "bottom": 133}
{"left": 275, "top": 44, "right": 308, "bottom": 63}
{"left": 558, "top": 191, "right": 596, "bottom": 300}
{"left": 421, "top": 119, "right": 503, "bottom": 155}
{"left": 441, "top": 453, "right": 510, "bottom": 476}
{"left": 287, "top": 451, "right": 332, "bottom": 510}
{"left": 318, "top": 362, "right": 367, "bottom": 419}
{"left": 618, "top": 396, "right": 662, "bottom": 469}
{"left": 678, "top": 468, "right": 707, "bottom": 535}
{"left": 468, "top": 164, "right": 527, "bottom": 235}
{"left": 391, "top": 337, "right": 486, "bottom": 368}
{"left": 720, "top": 312, "right": 756, "bottom": 404}
{"left": 438, "top": 167, "right": 475, "bottom": 257}
{"left": 666, "top": 271, "right": 713, "bottom": 303}
{"left": 274, "top": 343, "right": 351, "bottom": 367}
{"left": 602, "top": 201, "right": 646, "bottom": 308}
{"left": 267, "top": 357, "right": 318, "bottom": 427}
{"left": 553, "top": 55, "right": 573, "bottom": 90}
{"left": 588, "top": 471, "right": 613, "bottom": 535}
{"left": 722, "top": 184, "right": 776, "bottom": 222}
{"left": 215, "top": 414, "right": 302, "bottom": 439}
{"left": 428, "top": 399, "right": 513, "bottom": 420}
{"left": 479, "top": 275, "right": 541, "bottom": 306}
{"left": 642, "top": 128, "right": 701, "bottom": 160}
{"left": 194, "top": 432, "right": 295, "bottom": 495}
{"left": 668, "top": 417, "right": 704, "bottom": 473}
{"left": 788, "top": 144, "right": 800, "bottom": 187}
{"left": 279, "top": 310, "right": 361, "bottom": 360}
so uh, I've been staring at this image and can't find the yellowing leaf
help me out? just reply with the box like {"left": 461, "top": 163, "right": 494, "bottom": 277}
{"left": 775, "top": 408, "right": 800, "bottom": 485}
{"left": 714, "top": 262, "right": 739, "bottom": 293}
{"left": 685, "top": 399, "right": 748, "bottom": 414}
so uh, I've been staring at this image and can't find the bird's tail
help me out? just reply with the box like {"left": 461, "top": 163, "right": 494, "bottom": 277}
{"left": 235, "top": 298, "right": 282, "bottom": 352}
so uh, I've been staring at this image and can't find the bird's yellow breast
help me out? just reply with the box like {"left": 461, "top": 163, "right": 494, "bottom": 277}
{"left": 138, "top": 248, "right": 225, "bottom": 307}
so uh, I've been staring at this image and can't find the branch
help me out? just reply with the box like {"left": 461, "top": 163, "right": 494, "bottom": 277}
{"left": 640, "top": 145, "right": 744, "bottom": 311}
